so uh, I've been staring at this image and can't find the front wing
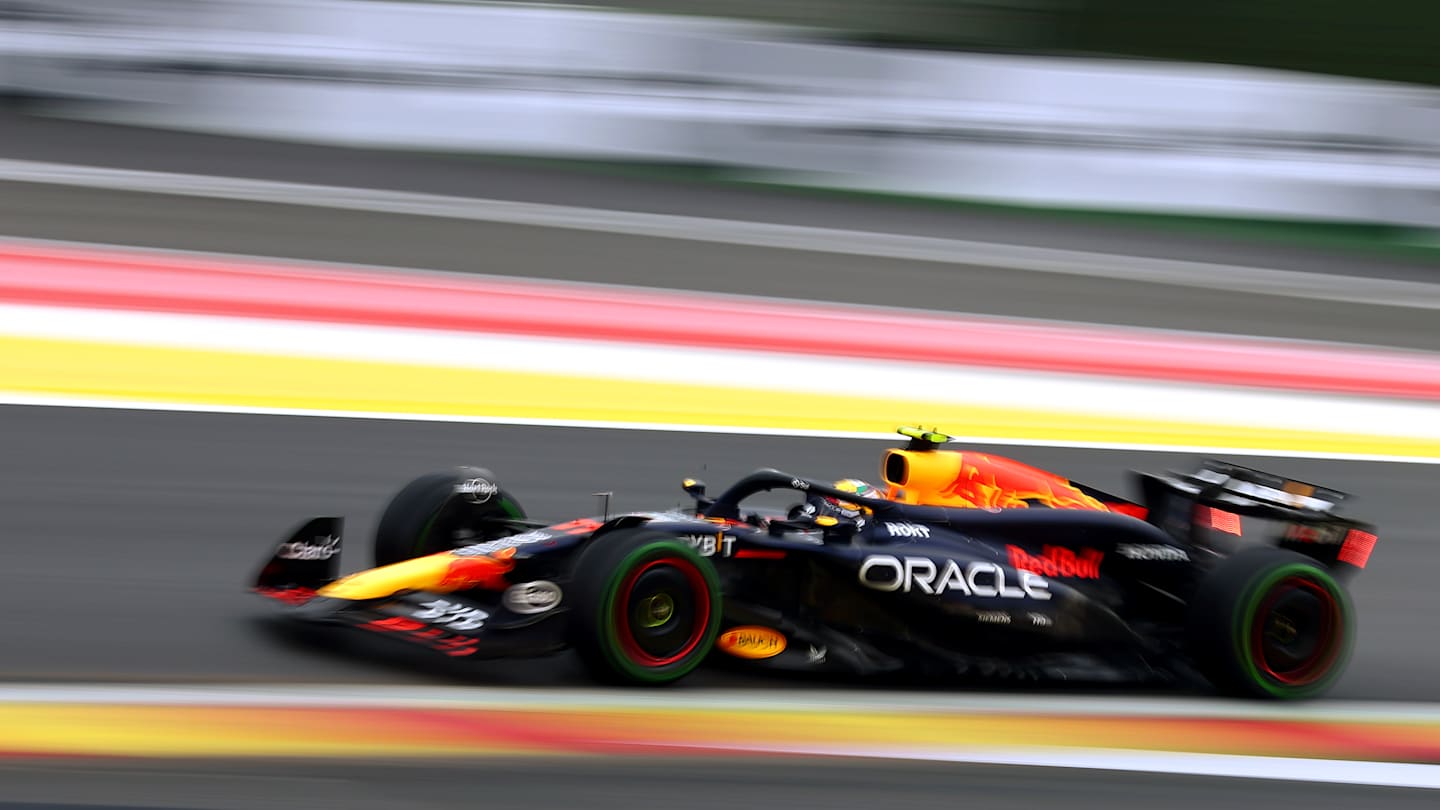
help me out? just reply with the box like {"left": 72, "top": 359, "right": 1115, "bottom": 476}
{"left": 253, "top": 517, "right": 569, "bottom": 660}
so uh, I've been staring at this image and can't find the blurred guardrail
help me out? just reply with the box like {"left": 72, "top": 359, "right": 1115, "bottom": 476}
{"left": 3, "top": 0, "right": 1439, "bottom": 228}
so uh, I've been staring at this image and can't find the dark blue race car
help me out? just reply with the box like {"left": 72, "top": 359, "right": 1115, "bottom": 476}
{"left": 253, "top": 427, "right": 1377, "bottom": 699}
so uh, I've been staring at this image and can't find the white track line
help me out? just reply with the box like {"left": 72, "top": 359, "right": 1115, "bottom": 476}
{"left": 4, "top": 158, "right": 1440, "bottom": 310}
{"left": 725, "top": 746, "right": 1440, "bottom": 791}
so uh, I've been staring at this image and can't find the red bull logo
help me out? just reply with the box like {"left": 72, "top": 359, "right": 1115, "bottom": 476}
{"left": 1007, "top": 545, "right": 1104, "bottom": 580}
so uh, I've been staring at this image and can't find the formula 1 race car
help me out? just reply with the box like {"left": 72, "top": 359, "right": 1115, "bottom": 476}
{"left": 252, "top": 427, "right": 1378, "bottom": 699}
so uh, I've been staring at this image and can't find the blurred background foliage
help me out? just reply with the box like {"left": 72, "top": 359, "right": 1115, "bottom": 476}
{"left": 518, "top": 0, "right": 1440, "bottom": 86}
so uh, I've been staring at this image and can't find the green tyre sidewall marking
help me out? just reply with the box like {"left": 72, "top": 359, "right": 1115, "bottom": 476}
{"left": 415, "top": 505, "right": 446, "bottom": 558}
{"left": 595, "top": 540, "right": 721, "bottom": 684}
{"left": 498, "top": 497, "right": 525, "bottom": 520}
{"left": 1234, "top": 562, "right": 1353, "bottom": 699}
{"left": 375, "top": 471, "right": 456, "bottom": 566}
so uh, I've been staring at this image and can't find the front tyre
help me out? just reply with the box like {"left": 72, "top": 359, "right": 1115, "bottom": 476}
{"left": 569, "top": 529, "right": 722, "bottom": 685}
{"left": 373, "top": 466, "right": 526, "bottom": 566}
{"left": 1188, "top": 548, "right": 1353, "bottom": 700}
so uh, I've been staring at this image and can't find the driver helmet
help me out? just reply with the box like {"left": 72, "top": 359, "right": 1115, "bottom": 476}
{"left": 809, "top": 478, "right": 881, "bottom": 521}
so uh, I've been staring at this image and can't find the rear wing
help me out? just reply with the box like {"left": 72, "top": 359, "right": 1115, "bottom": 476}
{"left": 1149, "top": 460, "right": 1348, "bottom": 516}
{"left": 1135, "top": 461, "right": 1376, "bottom": 575}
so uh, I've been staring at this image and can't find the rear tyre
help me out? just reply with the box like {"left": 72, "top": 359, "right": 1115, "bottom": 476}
{"left": 569, "top": 529, "right": 722, "bottom": 685}
{"left": 1188, "top": 547, "right": 1353, "bottom": 700}
{"left": 373, "top": 467, "right": 526, "bottom": 566}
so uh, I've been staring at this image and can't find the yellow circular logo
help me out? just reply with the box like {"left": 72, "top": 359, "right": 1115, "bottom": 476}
{"left": 717, "top": 626, "right": 787, "bottom": 659}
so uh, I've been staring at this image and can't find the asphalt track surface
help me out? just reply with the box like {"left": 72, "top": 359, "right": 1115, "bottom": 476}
{"left": 2, "top": 405, "right": 1435, "bottom": 699}
{"left": 3, "top": 114, "right": 1440, "bottom": 806}
{"left": 7, "top": 107, "right": 1437, "bottom": 278}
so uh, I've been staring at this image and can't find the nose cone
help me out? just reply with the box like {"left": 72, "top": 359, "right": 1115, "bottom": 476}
{"left": 318, "top": 549, "right": 516, "bottom": 600}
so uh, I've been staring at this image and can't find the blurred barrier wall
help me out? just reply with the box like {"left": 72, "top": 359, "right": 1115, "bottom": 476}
{"left": 4, "top": 0, "right": 1440, "bottom": 227}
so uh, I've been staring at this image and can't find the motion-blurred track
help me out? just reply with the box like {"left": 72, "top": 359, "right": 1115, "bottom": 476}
{"left": 3, "top": 116, "right": 1439, "bottom": 804}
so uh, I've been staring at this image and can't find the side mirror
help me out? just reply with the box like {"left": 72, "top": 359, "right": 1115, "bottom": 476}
{"left": 682, "top": 478, "right": 715, "bottom": 513}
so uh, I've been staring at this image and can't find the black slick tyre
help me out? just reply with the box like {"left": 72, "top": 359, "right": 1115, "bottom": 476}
{"left": 373, "top": 467, "right": 526, "bottom": 566}
{"left": 1188, "top": 547, "right": 1353, "bottom": 700}
{"left": 568, "top": 529, "right": 722, "bottom": 685}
